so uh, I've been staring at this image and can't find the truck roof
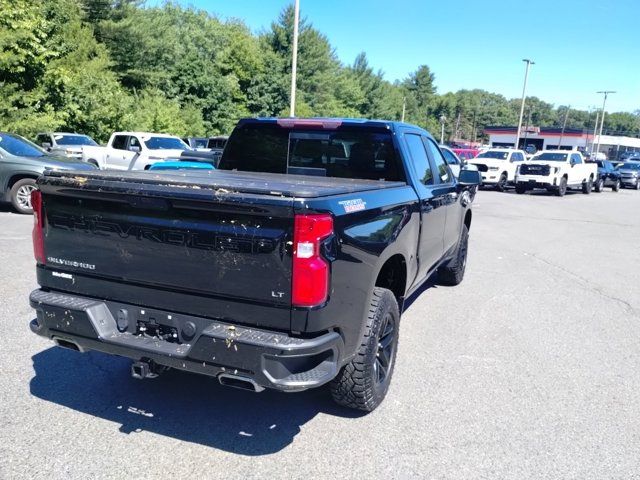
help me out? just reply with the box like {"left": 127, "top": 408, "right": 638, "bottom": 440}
{"left": 236, "top": 117, "right": 429, "bottom": 134}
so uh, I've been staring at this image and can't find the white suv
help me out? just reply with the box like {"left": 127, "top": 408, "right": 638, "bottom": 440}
{"left": 470, "top": 148, "right": 527, "bottom": 191}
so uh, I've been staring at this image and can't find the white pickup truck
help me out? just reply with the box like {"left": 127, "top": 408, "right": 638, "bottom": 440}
{"left": 514, "top": 151, "right": 597, "bottom": 196}
{"left": 82, "top": 132, "right": 190, "bottom": 170}
{"left": 469, "top": 148, "right": 527, "bottom": 191}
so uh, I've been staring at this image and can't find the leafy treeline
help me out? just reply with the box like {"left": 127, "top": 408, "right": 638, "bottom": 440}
{"left": 1, "top": 0, "right": 638, "bottom": 143}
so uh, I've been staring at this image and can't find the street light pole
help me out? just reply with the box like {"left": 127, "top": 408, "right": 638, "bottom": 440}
{"left": 289, "top": 0, "right": 300, "bottom": 117}
{"left": 594, "top": 90, "right": 615, "bottom": 159}
{"left": 439, "top": 115, "right": 446, "bottom": 144}
{"left": 514, "top": 59, "right": 535, "bottom": 149}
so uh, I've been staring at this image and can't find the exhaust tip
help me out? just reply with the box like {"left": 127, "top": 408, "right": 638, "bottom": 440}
{"left": 218, "top": 373, "right": 264, "bottom": 393}
{"left": 53, "top": 337, "right": 84, "bottom": 352}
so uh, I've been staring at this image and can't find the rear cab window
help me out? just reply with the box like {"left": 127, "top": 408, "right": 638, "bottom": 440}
{"left": 219, "top": 123, "right": 405, "bottom": 182}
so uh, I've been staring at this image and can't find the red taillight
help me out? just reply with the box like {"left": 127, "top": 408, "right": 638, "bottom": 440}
{"left": 31, "top": 189, "right": 45, "bottom": 264}
{"left": 292, "top": 214, "right": 333, "bottom": 307}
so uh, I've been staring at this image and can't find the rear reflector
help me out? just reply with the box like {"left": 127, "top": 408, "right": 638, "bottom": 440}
{"left": 292, "top": 214, "right": 333, "bottom": 307}
{"left": 31, "top": 189, "right": 45, "bottom": 264}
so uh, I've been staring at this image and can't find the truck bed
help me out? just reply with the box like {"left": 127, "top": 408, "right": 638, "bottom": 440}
{"left": 41, "top": 169, "right": 405, "bottom": 199}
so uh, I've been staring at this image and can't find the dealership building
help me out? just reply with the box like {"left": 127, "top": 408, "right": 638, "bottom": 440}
{"left": 484, "top": 126, "right": 640, "bottom": 158}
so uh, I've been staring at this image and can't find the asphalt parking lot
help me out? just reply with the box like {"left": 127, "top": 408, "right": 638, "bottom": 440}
{"left": 1, "top": 187, "right": 639, "bottom": 480}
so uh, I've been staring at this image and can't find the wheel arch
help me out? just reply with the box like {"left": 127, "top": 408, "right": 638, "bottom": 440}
{"left": 4, "top": 173, "right": 40, "bottom": 202}
{"left": 464, "top": 209, "right": 472, "bottom": 232}
{"left": 374, "top": 253, "right": 408, "bottom": 310}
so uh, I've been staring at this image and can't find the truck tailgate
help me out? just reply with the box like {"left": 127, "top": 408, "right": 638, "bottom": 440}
{"left": 37, "top": 171, "right": 297, "bottom": 329}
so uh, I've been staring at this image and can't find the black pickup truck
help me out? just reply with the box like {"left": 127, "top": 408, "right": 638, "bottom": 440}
{"left": 28, "top": 118, "right": 481, "bottom": 411}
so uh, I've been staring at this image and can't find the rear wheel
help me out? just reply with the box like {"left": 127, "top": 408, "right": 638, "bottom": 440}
{"left": 495, "top": 173, "right": 508, "bottom": 192}
{"left": 330, "top": 287, "right": 400, "bottom": 412}
{"left": 10, "top": 178, "right": 37, "bottom": 214}
{"left": 582, "top": 178, "right": 593, "bottom": 194}
{"left": 555, "top": 176, "right": 567, "bottom": 197}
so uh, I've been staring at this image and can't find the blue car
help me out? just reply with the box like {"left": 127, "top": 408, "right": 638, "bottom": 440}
{"left": 148, "top": 160, "right": 214, "bottom": 171}
{"left": 593, "top": 160, "right": 621, "bottom": 192}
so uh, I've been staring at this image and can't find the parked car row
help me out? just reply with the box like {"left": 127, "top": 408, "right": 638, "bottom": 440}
{"left": 34, "top": 131, "right": 227, "bottom": 169}
{"left": 463, "top": 146, "right": 640, "bottom": 197}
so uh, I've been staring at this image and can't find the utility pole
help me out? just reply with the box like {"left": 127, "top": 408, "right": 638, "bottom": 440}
{"left": 289, "top": 0, "right": 300, "bottom": 117}
{"left": 439, "top": 115, "right": 446, "bottom": 144}
{"left": 594, "top": 90, "right": 616, "bottom": 158}
{"left": 401, "top": 97, "right": 406, "bottom": 122}
{"left": 591, "top": 109, "right": 600, "bottom": 154}
{"left": 472, "top": 109, "right": 477, "bottom": 144}
{"left": 515, "top": 59, "right": 535, "bottom": 149}
{"left": 557, "top": 106, "right": 570, "bottom": 150}
{"left": 454, "top": 111, "right": 461, "bottom": 141}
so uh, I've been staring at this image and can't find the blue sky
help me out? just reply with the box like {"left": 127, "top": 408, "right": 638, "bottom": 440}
{"left": 151, "top": 0, "right": 639, "bottom": 113}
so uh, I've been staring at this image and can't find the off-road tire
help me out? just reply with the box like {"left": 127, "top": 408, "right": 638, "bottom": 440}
{"left": 9, "top": 178, "right": 37, "bottom": 214}
{"left": 330, "top": 287, "right": 400, "bottom": 412}
{"left": 555, "top": 176, "right": 567, "bottom": 197}
{"left": 438, "top": 223, "right": 469, "bottom": 286}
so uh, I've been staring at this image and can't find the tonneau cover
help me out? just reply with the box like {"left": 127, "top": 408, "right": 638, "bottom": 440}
{"left": 42, "top": 169, "right": 406, "bottom": 198}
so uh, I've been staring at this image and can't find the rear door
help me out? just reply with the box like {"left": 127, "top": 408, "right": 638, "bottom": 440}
{"left": 106, "top": 135, "right": 130, "bottom": 169}
{"left": 403, "top": 132, "right": 447, "bottom": 280}
{"left": 423, "top": 138, "right": 461, "bottom": 253}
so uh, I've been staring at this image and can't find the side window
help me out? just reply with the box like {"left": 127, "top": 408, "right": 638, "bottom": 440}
{"left": 112, "top": 135, "right": 128, "bottom": 150}
{"left": 514, "top": 152, "right": 524, "bottom": 162}
{"left": 441, "top": 148, "right": 459, "bottom": 166}
{"left": 129, "top": 136, "right": 141, "bottom": 151}
{"left": 424, "top": 138, "right": 451, "bottom": 183}
{"left": 404, "top": 134, "right": 433, "bottom": 185}
{"left": 36, "top": 134, "right": 49, "bottom": 146}
{"left": 571, "top": 154, "right": 583, "bottom": 164}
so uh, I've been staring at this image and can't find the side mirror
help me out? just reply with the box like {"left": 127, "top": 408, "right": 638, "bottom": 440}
{"left": 41, "top": 142, "right": 52, "bottom": 150}
{"left": 129, "top": 145, "right": 141, "bottom": 153}
{"left": 458, "top": 168, "right": 482, "bottom": 186}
